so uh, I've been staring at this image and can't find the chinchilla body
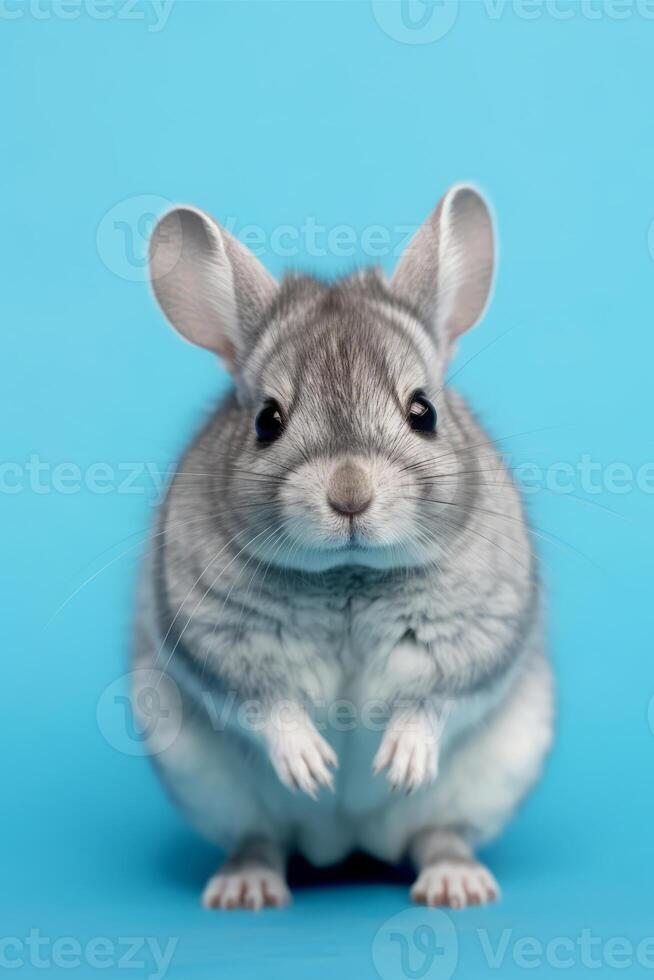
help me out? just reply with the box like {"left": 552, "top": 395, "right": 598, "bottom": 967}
{"left": 133, "top": 187, "right": 553, "bottom": 907}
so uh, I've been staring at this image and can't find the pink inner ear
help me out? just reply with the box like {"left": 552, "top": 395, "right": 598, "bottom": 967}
{"left": 441, "top": 189, "right": 495, "bottom": 342}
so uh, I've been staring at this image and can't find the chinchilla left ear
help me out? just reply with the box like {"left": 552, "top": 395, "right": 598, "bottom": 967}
{"left": 391, "top": 184, "right": 495, "bottom": 348}
{"left": 149, "top": 205, "right": 278, "bottom": 372}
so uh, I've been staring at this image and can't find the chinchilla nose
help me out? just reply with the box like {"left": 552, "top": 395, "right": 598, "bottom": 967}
{"left": 327, "top": 460, "right": 373, "bottom": 517}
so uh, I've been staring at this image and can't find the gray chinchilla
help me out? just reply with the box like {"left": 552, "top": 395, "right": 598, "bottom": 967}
{"left": 133, "top": 185, "right": 553, "bottom": 910}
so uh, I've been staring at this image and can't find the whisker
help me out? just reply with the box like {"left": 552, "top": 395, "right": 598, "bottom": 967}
{"left": 151, "top": 518, "right": 287, "bottom": 689}
{"left": 407, "top": 494, "right": 604, "bottom": 572}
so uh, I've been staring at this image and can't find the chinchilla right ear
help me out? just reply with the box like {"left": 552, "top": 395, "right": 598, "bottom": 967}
{"left": 149, "top": 206, "right": 277, "bottom": 372}
{"left": 391, "top": 184, "right": 495, "bottom": 352}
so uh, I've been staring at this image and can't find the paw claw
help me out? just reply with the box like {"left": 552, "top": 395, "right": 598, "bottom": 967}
{"left": 203, "top": 868, "right": 291, "bottom": 911}
{"left": 269, "top": 718, "right": 337, "bottom": 799}
{"left": 373, "top": 710, "right": 440, "bottom": 793}
{"left": 411, "top": 862, "right": 500, "bottom": 910}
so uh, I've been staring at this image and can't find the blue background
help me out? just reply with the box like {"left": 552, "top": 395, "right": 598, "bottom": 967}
{"left": 3, "top": 1, "right": 654, "bottom": 977}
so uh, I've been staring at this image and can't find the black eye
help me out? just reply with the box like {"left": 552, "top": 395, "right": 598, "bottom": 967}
{"left": 255, "top": 399, "right": 284, "bottom": 444}
{"left": 408, "top": 393, "right": 437, "bottom": 434}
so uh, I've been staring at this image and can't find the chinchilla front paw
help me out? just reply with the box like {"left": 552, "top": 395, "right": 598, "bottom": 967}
{"left": 373, "top": 705, "right": 442, "bottom": 793}
{"left": 266, "top": 708, "right": 337, "bottom": 799}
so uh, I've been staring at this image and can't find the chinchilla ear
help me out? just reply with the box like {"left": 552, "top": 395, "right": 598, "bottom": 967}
{"left": 149, "top": 206, "right": 277, "bottom": 371}
{"left": 391, "top": 184, "right": 495, "bottom": 347}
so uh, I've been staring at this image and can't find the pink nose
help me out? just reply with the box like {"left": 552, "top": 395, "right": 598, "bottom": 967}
{"left": 327, "top": 461, "right": 373, "bottom": 517}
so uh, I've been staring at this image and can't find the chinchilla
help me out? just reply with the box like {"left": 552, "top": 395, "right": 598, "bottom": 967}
{"left": 132, "top": 185, "right": 553, "bottom": 911}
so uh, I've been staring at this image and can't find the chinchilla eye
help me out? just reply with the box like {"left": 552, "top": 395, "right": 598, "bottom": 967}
{"left": 255, "top": 399, "right": 284, "bottom": 444}
{"left": 408, "top": 392, "right": 437, "bottom": 434}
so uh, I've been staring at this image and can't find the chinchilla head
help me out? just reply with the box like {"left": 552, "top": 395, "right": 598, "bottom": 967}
{"left": 149, "top": 185, "right": 495, "bottom": 572}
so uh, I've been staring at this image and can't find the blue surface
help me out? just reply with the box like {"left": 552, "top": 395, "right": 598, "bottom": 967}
{"left": 3, "top": 2, "right": 654, "bottom": 977}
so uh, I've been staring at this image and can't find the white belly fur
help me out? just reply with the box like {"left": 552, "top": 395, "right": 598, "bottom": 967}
{"left": 133, "top": 615, "right": 553, "bottom": 867}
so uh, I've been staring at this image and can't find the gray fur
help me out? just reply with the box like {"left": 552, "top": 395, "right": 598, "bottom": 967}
{"left": 134, "top": 185, "right": 552, "bottom": 905}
